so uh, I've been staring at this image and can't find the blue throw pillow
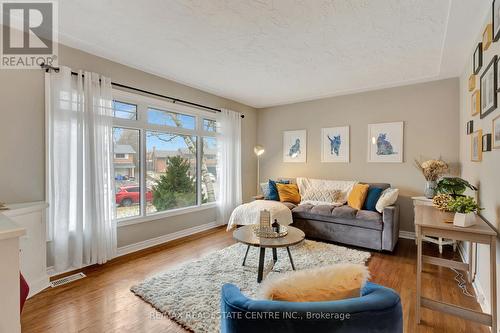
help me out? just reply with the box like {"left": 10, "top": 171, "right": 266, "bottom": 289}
{"left": 266, "top": 179, "right": 290, "bottom": 201}
{"left": 363, "top": 187, "right": 383, "bottom": 211}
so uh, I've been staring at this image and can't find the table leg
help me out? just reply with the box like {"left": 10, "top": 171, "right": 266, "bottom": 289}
{"left": 257, "top": 247, "right": 265, "bottom": 283}
{"left": 439, "top": 237, "right": 443, "bottom": 254}
{"left": 242, "top": 245, "right": 250, "bottom": 266}
{"left": 490, "top": 236, "right": 497, "bottom": 333}
{"left": 416, "top": 225, "right": 422, "bottom": 325}
{"left": 272, "top": 248, "right": 277, "bottom": 263}
{"left": 286, "top": 247, "right": 296, "bottom": 271}
{"left": 468, "top": 241, "right": 473, "bottom": 283}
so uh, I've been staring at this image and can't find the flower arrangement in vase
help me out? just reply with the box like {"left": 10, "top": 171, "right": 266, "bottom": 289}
{"left": 414, "top": 159, "right": 448, "bottom": 198}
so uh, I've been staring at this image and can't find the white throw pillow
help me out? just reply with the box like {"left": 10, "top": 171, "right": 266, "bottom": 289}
{"left": 300, "top": 187, "right": 342, "bottom": 206}
{"left": 259, "top": 263, "right": 370, "bottom": 302}
{"left": 375, "top": 188, "right": 399, "bottom": 213}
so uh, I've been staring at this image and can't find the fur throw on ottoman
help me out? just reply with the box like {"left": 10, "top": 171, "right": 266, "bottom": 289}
{"left": 259, "top": 263, "right": 370, "bottom": 302}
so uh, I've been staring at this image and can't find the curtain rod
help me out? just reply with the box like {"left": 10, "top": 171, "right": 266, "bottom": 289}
{"left": 40, "top": 63, "right": 244, "bottom": 118}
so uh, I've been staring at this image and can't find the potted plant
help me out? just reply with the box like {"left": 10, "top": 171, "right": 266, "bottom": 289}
{"left": 415, "top": 159, "right": 448, "bottom": 198}
{"left": 436, "top": 177, "right": 478, "bottom": 198}
{"left": 447, "top": 196, "right": 481, "bottom": 227}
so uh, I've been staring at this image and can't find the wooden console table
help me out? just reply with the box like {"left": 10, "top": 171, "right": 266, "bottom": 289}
{"left": 415, "top": 205, "right": 497, "bottom": 332}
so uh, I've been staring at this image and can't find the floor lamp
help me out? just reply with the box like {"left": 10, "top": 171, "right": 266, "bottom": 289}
{"left": 254, "top": 145, "right": 265, "bottom": 195}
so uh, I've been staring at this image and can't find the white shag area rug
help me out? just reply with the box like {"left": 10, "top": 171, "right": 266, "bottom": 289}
{"left": 131, "top": 240, "right": 370, "bottom": 332}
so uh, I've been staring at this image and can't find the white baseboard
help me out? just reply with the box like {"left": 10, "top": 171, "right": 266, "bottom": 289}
{"left": 47, "top": 221, "right": 220, "bottom": 276}
{"left": 26, "top": 275, "right": 50, "bottom": 299}
{"left": 399, "top": 230, "right": 416, "bottom": 240}
{"left": 116, "top": 221, "right": 219, "bottom": 257}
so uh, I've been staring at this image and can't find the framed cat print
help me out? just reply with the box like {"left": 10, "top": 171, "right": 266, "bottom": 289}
{"left": 480, "top": 55, "right": 497, "bottom": 118}
{"left": 283, "top": 129, "right": 306, "bottom": 162}
{"left": 367, "top": 122, "right": 404, "bottom": 163}
{"left": 321, "top": 126, "right": 349, "bottom": 163}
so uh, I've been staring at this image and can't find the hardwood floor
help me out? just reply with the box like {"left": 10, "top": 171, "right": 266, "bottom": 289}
{"left": 21, "top": 227, "right": 489, "bottom": 333}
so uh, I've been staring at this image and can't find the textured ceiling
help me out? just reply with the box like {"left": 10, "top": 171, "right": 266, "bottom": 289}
{"left": 58, "top": 0, "right": 489, "bottom": 108}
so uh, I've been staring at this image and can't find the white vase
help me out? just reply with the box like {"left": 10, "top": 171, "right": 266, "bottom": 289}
{"left": 453, "top": 212, "right": 476, "bottom": 227}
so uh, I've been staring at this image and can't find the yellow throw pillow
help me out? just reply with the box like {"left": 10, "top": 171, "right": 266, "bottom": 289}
{"left": 347, "top": 184, "right": 369, "bottom": 210}
{"left": 276, "top": 183, "right": 301, "bottom": 204}
{"left": 259, "top": 263, "right": 369, "bottom": 302}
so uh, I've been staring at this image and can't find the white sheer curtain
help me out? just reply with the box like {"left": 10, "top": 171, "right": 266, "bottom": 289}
{"left": 46, "top": 66, "right": 116, "bottom": 273}
{"left": 216, "top": 108, "right": 242, "bottom": 225}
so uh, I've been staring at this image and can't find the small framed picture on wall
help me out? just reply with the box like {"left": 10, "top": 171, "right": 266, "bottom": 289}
{"left": 473, "top": 42, "right": 483, "bottom": 75}
{"left": 493, "top": 0, "right": 500, "bottom": 41}
{"left": 471, "top": 130, "right": 483, "bottom": 162}
{"left": 469, "top": 74, "right": 476, "bottom": 92}
{"left": 471, "top": 90, "right": 480, "bottom": 116}
{"left": 321, "top": 126, "right": 350, "bottom": 163}
{"left": 493, "top": 114, "right": 500, "bottom": 149}
{"left": 466, "top": 120, "right": 474, "bottom": 134}
{"left": 480, "top": 55, "right": 498, "bottom": 118}
{"left": 482, "top": 133, "right": 492, "bottom": 152}
{"left": 483, "top": 24, "right": 493, "bottom": 51}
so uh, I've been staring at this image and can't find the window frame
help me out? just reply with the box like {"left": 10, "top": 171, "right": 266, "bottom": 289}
{"left": 112, "top": 90, "right": 217, "bottom": 227}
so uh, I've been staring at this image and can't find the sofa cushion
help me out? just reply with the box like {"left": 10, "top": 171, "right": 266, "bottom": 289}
{"left": 276, "top": 183, "right": 301, "bottom": 204}
{"left": 357, "top": 210, "right": 383, "bottom": 223}
{"left": 267, "top": 179, "right": 290, "bottom": 201}
{"left": 331, "top": 205, "right": 357, "bottom": 219}
{"left": 363, "top": 187, "right": 384, "bottom": 211}
{"left": 292, "top": 204, "right": 383, "bottom": 231}
{"left": 347, "top": 183, "right": 369, "bottom": 210}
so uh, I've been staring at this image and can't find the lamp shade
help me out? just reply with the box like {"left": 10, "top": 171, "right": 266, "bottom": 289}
{"left": 254, "top": 145, "right": 265, "bottom": 156}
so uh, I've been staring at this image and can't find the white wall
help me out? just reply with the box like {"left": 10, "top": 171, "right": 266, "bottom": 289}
{"left": 459, "top": 8, "right": 500, "bottom": 331}
{"left": 257, "top": 78, "right": 460, "bottom": 232}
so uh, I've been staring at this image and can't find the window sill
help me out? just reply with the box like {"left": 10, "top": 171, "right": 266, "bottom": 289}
{"left": 117, "top": 203, "right": 217, "bottom": 228}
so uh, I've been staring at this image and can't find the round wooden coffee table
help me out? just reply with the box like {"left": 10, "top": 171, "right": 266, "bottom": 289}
{"left": 233, "top": 225, "right": 305, "bottom": 283}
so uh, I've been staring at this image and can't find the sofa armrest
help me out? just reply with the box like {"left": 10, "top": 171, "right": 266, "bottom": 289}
{"left": 381, "top": 205, "right": 400, "bottom": 252}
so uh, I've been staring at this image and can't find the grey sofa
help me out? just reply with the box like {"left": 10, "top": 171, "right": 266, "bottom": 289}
{"left": 283, "top": 183, "right": 399, "bottom": 252}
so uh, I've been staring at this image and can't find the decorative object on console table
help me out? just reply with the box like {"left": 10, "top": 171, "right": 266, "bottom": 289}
{"left": 492, "top": 114, "right": 500, "bottom": 149}
{"left": 283, "top": 130, "right": 307, "bottom": 163}
{"left": 473, "top": 42, "right": 482, "bottom": 75}
{"left": 482, "top": 133, "right": 492, "bottom": 152}
{"left": 483, "top": 24, "right": 493, "bottom": 51}
{"left": 414, "top": 158, "right": 448, "bottom": 199}
{"left": 471, "top": 130, "right": 483, "bottom": 162}
{"left": 466, "top": 120, "right": 474, "bottom": 134}
{"left": 468, "top": 74, "right": 476, "bottom": 92}
{"left": 367, "top": 122, "right": 404, "bottom": 163}
{"left": 471, "top": 90, "right": 480, "bottom": 116}
{"left": 493, "top": 0, "right": 500, "bottom": 42}
{"left": 321, "top": 126, "right": 350, "bottom": 163}
{"left": 412, "top": 197, "right": 456, "bottom": 254}
{"left": 0, "top": 202, "right": 8, "bottom": 210}
{"left": 480, "top": 55, "right": 497, "bottom": 118}
{"left": 447, "top": 196, "right": 482, "bottom": 228}
{"left": 436, "top": 177, "right": 478, "bottom": 198}
{"left": 253, "top": 145, "right": 265, "bottom": 195}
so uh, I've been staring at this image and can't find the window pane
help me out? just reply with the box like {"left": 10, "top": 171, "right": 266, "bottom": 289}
{"left": 113, "top": 128, "right": 141, "bottom": 219}
{"left": 113, "top": 100, "right": 137, "bottom": 120}
{"left": 203, "top": 119, "right": 217, "bottom": 132}
{"left": 202, "top": 137, "right": 217, "bottom": 203}
{"left": 146, "top": 131, "right": 197, "bottom": 214}
{"left": 147, "top": 107, "right": 195, "bottom": 129}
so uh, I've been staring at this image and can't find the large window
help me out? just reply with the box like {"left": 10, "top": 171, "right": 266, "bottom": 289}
{"left": 111, "top": 91, "right": 218, "bottom": 223}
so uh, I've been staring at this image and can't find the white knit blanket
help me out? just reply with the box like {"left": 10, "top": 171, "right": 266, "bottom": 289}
{"left": 227, "top": 200, "right": 293, "bottom": 230}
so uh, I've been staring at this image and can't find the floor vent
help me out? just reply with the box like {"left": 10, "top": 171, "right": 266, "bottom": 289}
{"left": 50, "top": 272, "right": 86, "bottom": 288}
